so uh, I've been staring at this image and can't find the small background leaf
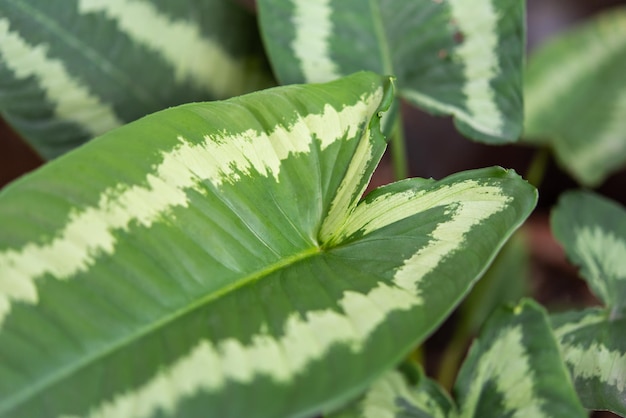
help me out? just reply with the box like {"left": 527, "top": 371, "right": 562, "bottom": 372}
{"left": 0, "top": 0, "right": 273, "bottom": 159}
{"left": 258, "top": 0, "right": 525, "bottom": 143}
{"left": 551, "top": 190, "right": 626, "bottom": 414}
{"left": 524, "top": 6, "right": 626, "bottom": 186}
{"left": 455, "top": 299, "right": 586, "bottom": 418}
{"left": 552, "top": 309, "right": 626, "bottom": 416}
{"left": 551, "top": 191, "right": 626, "bottom": 313}
{"left": 327, "top": 364, "right": 456, "bottom": 418}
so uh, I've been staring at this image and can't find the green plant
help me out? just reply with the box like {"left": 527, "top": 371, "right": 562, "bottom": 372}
{"left": 524, "top": 6, "right": 626, "bottom": 187}
{"left": 0, "top": 1, "right": 625, "bottom": 417}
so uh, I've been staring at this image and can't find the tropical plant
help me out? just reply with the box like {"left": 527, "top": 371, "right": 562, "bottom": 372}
{"left": 551, "top": 191, "right": 626, "bottom": 416}
{"left": 0, "top": 0, "right": 625, "bottom": 417}
{"left": 0, "top": 0, "right": 273, "bottom": 158}
{"left": 524, "top": 6, "right": 626, "bottom": 186}
{"left": 257, "top": 0, "right": 525, "bottom": 178}
{"left": 0, "top": 71, "right": 537, "bottom": 417}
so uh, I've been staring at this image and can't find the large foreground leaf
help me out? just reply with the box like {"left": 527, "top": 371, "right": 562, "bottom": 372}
{"left": 524, "top": 6, "right": 626, "bottom": 186}
{"left": 0, "top": 72, "right": 536, "bottom": 417}
{"left": 0, "top": 0, "right": 272, "bottom": 159}
{"left": 257, "top": 0, "right": 525, "bottom": 143}
{"left": 551, "top": 191, "right": 626, "bottom": 414}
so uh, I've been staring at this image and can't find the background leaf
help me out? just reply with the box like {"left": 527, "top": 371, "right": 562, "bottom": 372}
{"left": 327, "top": 364, "right": 456, "bottom": 418}
{"left": 329, "top": 299, "right": 586, "bottom": 418}
{"left": 257, "top": 0, "right": 525, "bottom": 143}
{"left": 0, "top": 72, "right": 535, "bottom": 417}
{"left": 455, "top": 299, "right": 586, "bottom": 418}
{"left": 551, "top": 191, "right": 626, "bottom": 312}
{"left": 0, "top": 0, "right": 273, "bottom": 159}
{"left": 552, "top": 309, "right": 626, "bottom": 416}
{"left": 524, "top": 6, "right": 626, "bottom": 186}
{"left": 550, "top": 190, "right": 626, "bottom": 414}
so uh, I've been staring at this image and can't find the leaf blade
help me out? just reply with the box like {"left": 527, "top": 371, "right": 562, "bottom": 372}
{"left": 0, "top": 73, "right": 536, "bottom": 417}
{"left": 0, "top": 0, "right": 272, "bottom": 158}
{"left": 552, "top": 309, "right": 626, "bottom": 415}
{"left": 524, "top": 6, "right": 626, "bottom": 186}
{"left": 551, "top": 190, "right": 626, "bottom": 313}
{"left": 258, "top": 0, "right": 525, "bottom": 143}
{"left": 455, "top": 299, "right": 586, "bottom": 418}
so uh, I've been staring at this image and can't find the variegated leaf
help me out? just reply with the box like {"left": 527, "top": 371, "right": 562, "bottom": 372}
{"left": 551, "top": 191, "right": 626, "bottom": 414}
{"left": 0, "top": 72, "right": 536, "bottom": 418}
{"left": 257, "top": 0, "right": 525, "bottom": 144}
{"left": 552, "top": 309, "right": 626, "bottom": 415}
{"left": 455, "top": 299, "right": 586, "bottom": 418}
{"left": 524, "top": 6, "right": 626, "bottom": 186}
{"left": 0, "top": 0, "right": 272, "bottom": 159}
{"left": 551, "top": 191, "right": 626, "bottom": 312}
{"left": 327, "top": 364, "right": 457, "bottom": 418}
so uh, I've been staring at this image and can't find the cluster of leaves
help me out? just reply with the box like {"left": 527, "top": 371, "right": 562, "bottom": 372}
{"left": 0, "top": 0, "right": 624, "bottom": 417}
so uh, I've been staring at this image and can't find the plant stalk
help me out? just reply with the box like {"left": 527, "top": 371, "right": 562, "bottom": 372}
{"left": 391, "top": 115, "right": 409, "bottom": 180}
{"left": 525, "top": 147, "right": 549, "bottom": 189}
{"left": 434, "top": 328, "right": 468, "bottom": 391}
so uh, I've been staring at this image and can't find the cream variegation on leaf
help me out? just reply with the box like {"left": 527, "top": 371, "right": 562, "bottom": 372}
{"left": 328, "top": 300, "right": 586, "bottom": 418}
{"left": 0, "top": 72, "right": 536, "bottom": 418}
{"left": 524, "top": 6, "right": 626, "bottom": 186}
{"left": 0, "top": 0, "right": 272, "bottom": 159}
{"left": 258, "top": 0, "right": 525, "bottom": 143}
{"left": 551, "top": 191, "right": 626, "bottom": 415}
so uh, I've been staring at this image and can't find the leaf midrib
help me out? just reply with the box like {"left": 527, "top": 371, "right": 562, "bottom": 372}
{"left": 368, "top": 0, "right": 394, "bottom": 76}
{"left": 3, "top": 245, "right": 322, "bottom": 414}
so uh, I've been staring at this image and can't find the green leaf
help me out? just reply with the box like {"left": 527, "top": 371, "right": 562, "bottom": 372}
{"left": 551, "top": 191, "right": 626, "bottom": 313}
{"left": 329, "top": 299, "right": 586, "bottom": 418}
{"left": 327, "top": 364, "right": 457, "bottom": 418}
{"left": 257, "top": 0, "right": 525, "bottom": 144}
{"left": 524, "top": 6, "right": 626, "bottom": 186}
{"left": 0, "top": 0, "right": 272, "bottom": 159}
{"left": 552, "top": 309, "right": 626, "bottom": 416}
{"left": 0, "top": 72, "right": 536, "bottom": 417}
{"left": 550, "top": 191, "right": 626, "bottom": 414}
{"left": 455, "top": 299, "right": 586, "bottom": 418}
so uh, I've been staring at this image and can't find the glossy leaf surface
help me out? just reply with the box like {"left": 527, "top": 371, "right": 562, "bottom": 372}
{"left": 258, "top": 0, "right": 525, "bottom": 143}
{"left": 525, "top": 6, "right": 626, "bottom": 186}
{"left": 551, "top": 191, "right": 626, "bottom": 414}
{"left": 455, "top": 299, "right": 586, "bottom": 418}
{"left": 0, "top": 0, "right": 272, "bottom": 159}
{"left": 0, "top": 72, "right": 536, "bottom": 417}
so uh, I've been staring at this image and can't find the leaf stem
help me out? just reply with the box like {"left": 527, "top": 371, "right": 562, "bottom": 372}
{"left": 525, "top": 147, "right": 549, "bottom": 188}
{"left": 434, "top": 328, "right": 468, "bottom": 391}
{"left": 391, "top": 115, "right": 409, "bottom": 180}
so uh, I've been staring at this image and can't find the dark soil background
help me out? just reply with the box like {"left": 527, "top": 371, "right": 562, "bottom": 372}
{"left": 1, "top": 0, "right": 624, "bottom": 416}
